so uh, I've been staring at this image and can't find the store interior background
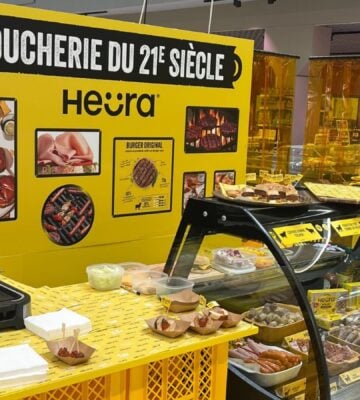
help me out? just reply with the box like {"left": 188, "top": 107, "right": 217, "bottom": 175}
{"left": 4, "top": 0, "right": 360, "bottom": 146}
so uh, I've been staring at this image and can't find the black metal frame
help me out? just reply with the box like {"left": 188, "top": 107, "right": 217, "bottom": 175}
{"left": 164, "top": 196, "right": 338, "bottom": 400}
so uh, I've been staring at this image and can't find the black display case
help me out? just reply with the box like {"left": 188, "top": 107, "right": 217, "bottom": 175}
{"left": 164, "top": 192, "right": 360, "bottom": 400}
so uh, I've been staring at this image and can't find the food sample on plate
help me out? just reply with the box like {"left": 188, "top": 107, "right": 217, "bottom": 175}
{"left": 154, "top": 316, "right": 177, "bottom": 332}
{"left": 145, "top": 315, "right": 190, "bottom": 338}
{"left": 212, "top": 248, "right": 256, "bottom": 269}
{"left": 183, "top": 310, "right": 223, "bottom": 335}
{"left": 57, "top": 347, "right": 84, "bottom": 358}
{"left": 166, "top": 289, "right": 200, "bottom": 313}
{"left": 218, "top": 182, "right": 301, "bottom": 204}
{"left": 245, "top": 303, "right": 303, "bottom": 328}
{"left": 209, "top": 307, "right": 229, "bottom": 321}
{"left": 209, "top": 306, "right": 242, "bottom": 328}
{"left": 46, "top": 335, "right": 95, "bottom": 366}
{"left": 229, "top": 338, "right": 302, "bottom": 373}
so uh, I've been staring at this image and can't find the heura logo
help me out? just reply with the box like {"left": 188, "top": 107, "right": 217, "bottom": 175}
{"left": 62, "top": 90, "right": 156, "bottom": 117}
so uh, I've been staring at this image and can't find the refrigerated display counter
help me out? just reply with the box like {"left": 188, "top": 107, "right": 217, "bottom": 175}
{"left": 164, "top": 192, "right": 360, "bottom": 400}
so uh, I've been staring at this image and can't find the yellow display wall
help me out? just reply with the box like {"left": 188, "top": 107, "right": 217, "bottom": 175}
{"left": 0, "top": 4, "right": 253, "bottom": 287}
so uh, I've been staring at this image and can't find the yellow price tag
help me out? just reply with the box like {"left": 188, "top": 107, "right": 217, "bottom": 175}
{"left": 330, "top": 382, "right": 337, "bottom": 394}
{"left": 340, "top": 366, "right": 360, "bottom": 385}
{"left": 331, "top": 218, "right": 360, "bottom": 237}
{"left": 161, "top": 296, "right": 171, "bottom": 311}
{"left": 259, "top": 169, "right": 269, "bottom": 177}
{"left": 199, "top": 295, "right": 207, "bottom": 307}
{"left": 246, "top": 173, "right": 257, "bottom": 182}
{"left": 273, "top": 223, "right": 322, "bottom": 247}
{"left": 262, "top": 173, "right": 284, "bottom": 183}
{"left": 284, "top": 173, "right": 303, "bottom": 183}
{"left": 206, "top": 301, "right": 219, "bottom": 309}
{"left": 275, "top": 378, "right": 306, "bottom": 397}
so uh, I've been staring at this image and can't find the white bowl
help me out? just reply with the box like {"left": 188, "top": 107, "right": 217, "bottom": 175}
{"left": 86, "top": 263, "right": 124, "bottom": 291}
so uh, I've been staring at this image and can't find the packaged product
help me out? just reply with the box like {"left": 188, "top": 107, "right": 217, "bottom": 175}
{"left": 307, "top": 289, "right": 348, "bottom": 314}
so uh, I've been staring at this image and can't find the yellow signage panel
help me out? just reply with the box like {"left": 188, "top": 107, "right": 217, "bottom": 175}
{"left": 340, "top": 366, "right": 360, "bottom": 385}
{"left": 331, "top": 217, "right": 360, "bottom": 237}
{"left": 273, "top": 224, "right": 322, "bottom": 247}
{"left": 275, "top": 378, "right": 306, "bottom": 398}
{"left": 0, "top": 4, "right": 254, "bottom": 286}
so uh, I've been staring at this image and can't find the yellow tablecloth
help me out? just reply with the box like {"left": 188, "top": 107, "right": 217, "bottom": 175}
{"left": 0, "top": 275, "right": 258, "bottom": 400}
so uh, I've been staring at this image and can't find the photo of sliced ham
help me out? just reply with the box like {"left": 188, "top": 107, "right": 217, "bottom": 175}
{"left": 36, "top": 130, "right": 99, "bottom": 176}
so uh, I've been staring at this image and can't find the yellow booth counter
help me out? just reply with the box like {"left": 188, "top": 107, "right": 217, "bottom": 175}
{"left": 0, "top": 275, "right": 257, "bottom": 400}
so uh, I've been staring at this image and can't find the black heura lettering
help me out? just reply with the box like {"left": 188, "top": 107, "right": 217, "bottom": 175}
{"left": 63, "top": 89, "right": 155, "bottom": 117}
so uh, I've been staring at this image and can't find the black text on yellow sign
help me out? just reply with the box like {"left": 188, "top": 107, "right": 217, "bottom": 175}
{"left": 273, "top": 223, "right": 322, "bottom": 247}
{"left": 331, "top": 217, "right": 360, "bottom": 237}
{"left": 340, "top": 366, "right": 360, "bottom": 385}
{"left": 275, "top": 378, "right": 306, "bottom": 398}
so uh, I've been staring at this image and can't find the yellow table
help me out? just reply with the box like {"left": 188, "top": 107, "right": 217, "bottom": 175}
{"left": 0, "top": 276, "right": 258, "bottom": 400}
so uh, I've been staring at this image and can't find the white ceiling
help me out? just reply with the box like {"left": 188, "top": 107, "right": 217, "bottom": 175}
{"left": 2, "top": 0, "right": 360, "bottom": 54}
{"left": 0, "top": 0, "right": 255, "bottom": 16}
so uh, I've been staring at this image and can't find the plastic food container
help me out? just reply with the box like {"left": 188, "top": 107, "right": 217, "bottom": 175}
{"left": 132, "top": 270, "right": 168, "bottom": 295}
{"left": 154, "top": 277, "right": 194, "bottom": 296}
{"left": 212, "top": 248, "right": 256, "bottom": 269}
{"left": 86, "top": 264, "right": 124, "bottom": 291}
{"left": 117, "top": 262, "right": 148, "bottom": 290}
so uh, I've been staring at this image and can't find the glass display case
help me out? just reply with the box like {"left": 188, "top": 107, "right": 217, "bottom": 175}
{"left": 164, "top": 195, "right": 360, "bottom": 400}
{"left": 247, "top": 51, "right": 298, "bottom": 176}
{"left": 304, "top": 56, "right": 360, "bottom": 183}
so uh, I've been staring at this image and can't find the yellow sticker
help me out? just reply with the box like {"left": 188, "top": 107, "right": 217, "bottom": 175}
{"left": 284, "top": 174, "right": 303, "bottom": 184}
{"left": 273, "top": 223, "right": 322, "bottom": 247}
{"left": 330, "top": 382, "right": 337, "bottom": 394}
{"left": 246, "top": 173, "right": 257, "bottom": 182}
{"left": 259, "top": 169, "right": 269, "bottom": 177}
{"left": 293, "top": 395, "right": 305, "bottom": 400}
{"left": 199, "top": 295, "right": 207, "bottom": 307}
{"left": 340, "top": 366, "right": 360, "bottom": 385}
{"left": 207, "top": 301, "right": 219, "bottom": 309}
{"left": 284, "top": 330, "right": 309, "bottom": 344}
{"left": 262, "top": 173, "right": 284, "bottom": 183}
{"left": 315, "top": 224, "right": 323, "bottom": 232}
{"left": 161, "top": 296, "right": 171, "bottom": 311}
{"left": 275, "top": 378, "right": 306, "bottom": 397}
{"left": 331, "top": 217, "right": 360, "bottom": 237}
